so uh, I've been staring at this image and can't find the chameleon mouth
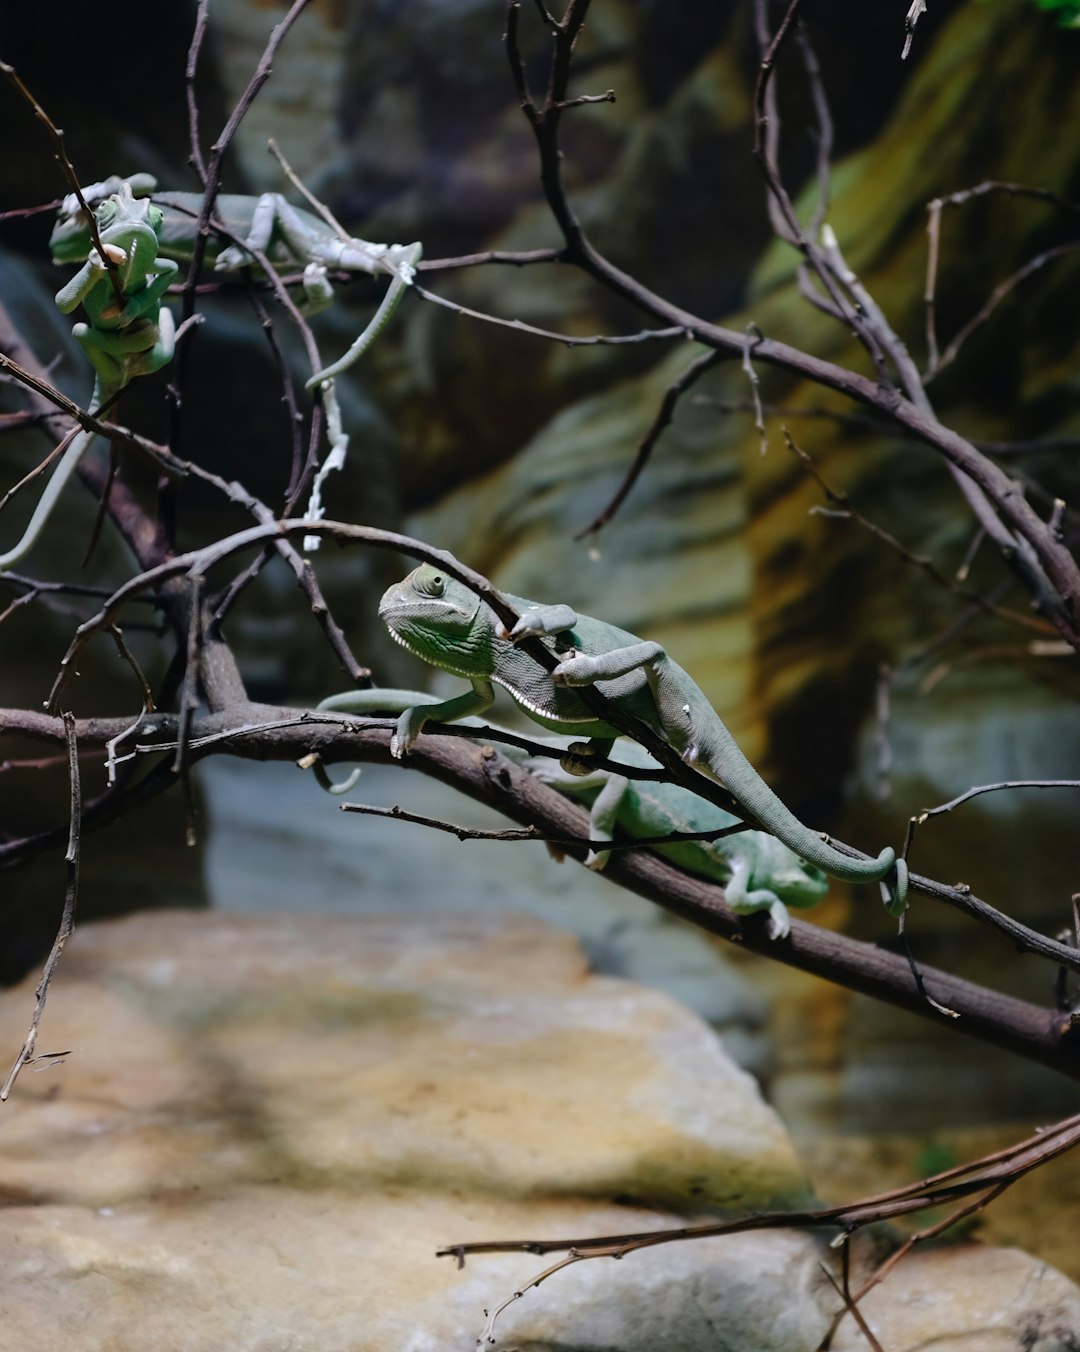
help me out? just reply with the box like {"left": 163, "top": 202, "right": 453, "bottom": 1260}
{"left": 382, "top": 624, "right": 481, "bottom": 683}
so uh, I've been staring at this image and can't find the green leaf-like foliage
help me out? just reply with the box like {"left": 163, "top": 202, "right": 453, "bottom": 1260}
{"left": 1032, "top": 0, "right": 1080, "bottom": 29}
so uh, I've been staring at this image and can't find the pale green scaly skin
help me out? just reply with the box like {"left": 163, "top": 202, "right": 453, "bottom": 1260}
{"left": 49, "top": 174, "right": 422, "bottom": 386}
{"left": 315, "top": 686, "right": 829, "bottom": 939}
{"left": 1, "top": 184, "right": 177, "bottom": 571}
{"left": 375, "top": 564, "right": 909, "bottom": 913}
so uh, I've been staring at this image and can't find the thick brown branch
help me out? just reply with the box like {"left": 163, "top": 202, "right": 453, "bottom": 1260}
{"left": 2, "top": 702, "right": 1079, "bottom": 1078}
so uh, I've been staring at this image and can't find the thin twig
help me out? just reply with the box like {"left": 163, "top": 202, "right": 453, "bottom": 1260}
{"left": 0, "top": 63, "right": 124, "bottom": 309}
{"left": 185, "top": 0, "right": 211, "bottom": 186}
{"left": 339, "top": 800, "right": 747, "bottom": 853}
{"left": 411, "top": 282, "right": 684, "bottom": 348}
{"left": 787, "top": 429, "right": 1054, "bottom": 635}
{"left": 924, "top": 180, "right": 1080, "bottom": 376}
{"left": 930, "top": 240, "right": 1080, "bottom": 379}
{"left": 1, "top": 712, "right": 80, "bottom": 1100}
{"left": 575, "top": 346, "right": 724, "bottom": 539}
{"left": 437, "top": 1109, "right": 1080, "bottom": 1260}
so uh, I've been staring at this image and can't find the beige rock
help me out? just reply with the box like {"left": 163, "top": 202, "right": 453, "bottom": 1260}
{"left": 0, "top": 910, "right": 1075, "bottom": 1351}
{"left": 832, "top": 1245, "right": 1080, "bottom": 1352}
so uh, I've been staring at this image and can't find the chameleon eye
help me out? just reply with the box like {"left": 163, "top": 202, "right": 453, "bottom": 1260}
{"left": 412, "top": 566, "right": 447, "bottom": 598}
{"left": 96, "top": 201, "right": 117, "bottom": 228}
{"left": 147, "top": 206, "right": 163, "bottom": 231}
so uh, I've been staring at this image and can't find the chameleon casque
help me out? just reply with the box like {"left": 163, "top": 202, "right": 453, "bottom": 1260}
{"left": 373, "top": 564, "right": 909, "bottom": 912}
{"left": 315, "top": 686, "right": 829, "bottom": 939}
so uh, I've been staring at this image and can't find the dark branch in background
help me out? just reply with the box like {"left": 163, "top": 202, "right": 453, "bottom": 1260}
{"left": 924, "top": 180, "right": 1080, "bottom": 376}
{"left": 185, "top": 0, "right": 211, "bottom": 186}
{"left": 500, "top": 0, "right": 1080, "bottom": 646}
{"left": 0, "top": 64, "right": 124, "bottom": 310}
{"left": 929, "top": 239, "right": 1080, "bottom": 379}
{"left": 0, "top": 713, "right": 80, "bottom": 1101}
{"left": 576, "top": 347, "right": 725, "bottom": 538}
{"left": 165, "top": 0, "right": 316, "bottom": 549}
{"left": 339, "top": 799, "right": 747, "bottom": 852}
{"left": 785, "top": 429, "right": 1055, "bottom": 634}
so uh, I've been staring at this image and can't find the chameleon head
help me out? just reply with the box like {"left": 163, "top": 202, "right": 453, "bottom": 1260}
{"left": 50, "top": 174, "right": 160, "bottom": 265}
{"left": 378, "top": 564, "right": 490, "bottom": 678}
{"left": 95, "top": 185, "right": 163, "bottom": 246}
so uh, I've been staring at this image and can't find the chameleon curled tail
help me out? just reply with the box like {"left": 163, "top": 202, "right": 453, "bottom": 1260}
{"left": 689, "top": 714, "right": 908, "bottom": 914}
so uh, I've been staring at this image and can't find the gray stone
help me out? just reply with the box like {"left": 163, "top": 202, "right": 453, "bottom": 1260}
{"left": 0, "top": 911, "right": 1075, "bottom": 1351}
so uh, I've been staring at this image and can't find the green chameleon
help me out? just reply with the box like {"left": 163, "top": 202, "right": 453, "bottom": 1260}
{"left": 315, "top": 686, "right": 829, "bottom": 939}
{"left": 0, "top": 183, "right": 177, "bottom": 571}
{"left": 373, "top": 564, "right": 909, "bottom": 912}
{"left": 49, "top": 173, "right": 422, "bottom": 386}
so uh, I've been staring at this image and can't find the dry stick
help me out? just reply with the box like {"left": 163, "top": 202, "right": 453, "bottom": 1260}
{"left": 419, "top": 247, "right": 563, "bottom": 271}
{"left": 185, "top": 0, "right": 211, "bottom": 187}
{"left": 797, "top": 23, "right": 833, "bottom": 244}
{"left": 751, "top": 0, "right": 891, "bottom": 387}
{"left": 931, "top": 240, "right": 1080, "bottom": 379}
{"left": 905, "top": 779, "right": 1080, "bottom": 864}
{"left": 438, "top": 1109, "right": 1080, "bottom": 1261}
{"left": 817, "top": 1241, "right": 885, "bottom": 1352}
{"left": 0, "top": 712, "right": 80, "bottom": 1101}
{"left": 575, "top": 347, "right": 725, "bottom": 539}
{"left": 108, "top": 624, "right": 156, "bottom": 713}
{"left": 242, "top": 266, "right": 307, "bottom": 501}
{"left": 0, "top": 351, "right": 181, "bottom": 478}
{"left": 177, "top": 0, "right": 314, "bottom": 330}
{"left": 742, "top": 324, "right": 769, "bottom": 456}
{"left": 0, "top": 199, "right": 64, "bottom": 223}
{"left": 0, "top": 63, "right": 124, "bottom": 311}
{"left": 0, "top": 424, "right": 82, "bottom": 515}
{"left": 339, "top": 800, "right": 747, "bottom": 853}
{"left": 924, "top": 180, "right": 1080, "bottom": 374}
{"left": 268, "top": 137, "right": 351, "bottom": 240}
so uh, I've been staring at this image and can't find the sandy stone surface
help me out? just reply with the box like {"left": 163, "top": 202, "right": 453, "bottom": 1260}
{"left": 0, "top": 910, "right": 1075, "bottom": 1351}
